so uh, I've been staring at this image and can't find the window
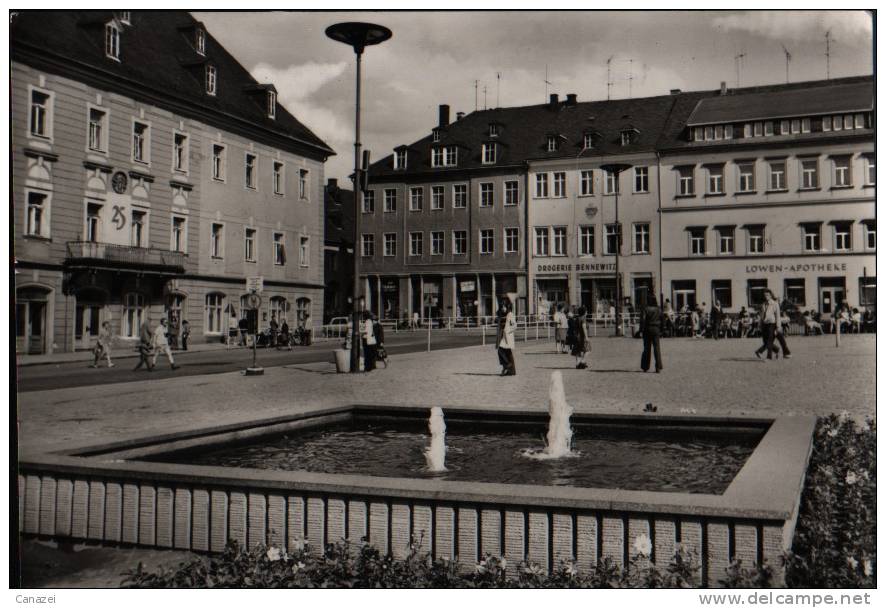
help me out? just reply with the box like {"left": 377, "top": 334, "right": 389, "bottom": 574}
{"left": 429, "top": 185, "right": 444, "bottom": 210}
{"left": 754, "top": 122, "right": 763, "bottom": 137}
{"left": 604, "top": 170, "right": 619, "bottom": 195}
{"left": 212, "top": 144, "right": 226, "bottom": 181}
{"left": 689, "top": 228, "right": 705, "bottom": 256}
{"left": 833, "top": 222, "right": 852, "bottom": 251}
{"left": 802, "top": 223, "right": 821, "bottom": 252}
{"left": 535, "top": 173, "right": 548, "bottom": 198}
{"left": 244, "top": 227, "right": 256, "bottom": 261}
{"left": 206, "top": 65, "right": 217, "bottom": 95}
{"left": 633, "top": 223, "right": 650, "bottom": 254}
{"left": 865, "top": 155, "right": 875, "bottom": 185}
{"left": 552, "top": 226, "right": 567, "bottom": 256}
{"left": 298, "top": 169, "right": 308, "bottom": 198}
{"left": 86, "top": 203, "right": 102, "bottom": 242}
{"left": 131, "top": 210, "right": 146, "bottom": 247}
{"left": 791, "top": 119, "right": 800, "bottom": 134}
{"left": 677, "top": 166, "right": 694, "bottom": 196}
{"left": 431, "top": 148, "right": 444, "bottom": 167}
{"left": 431, "top": 231, "right": 444, "bottom": 255}
{"left": 482, "top": 143, "right": 496, "bottom": 164}
{"left": 267, "top": 91, "right": 276, "bottom": 119}
{"left": 717, "top": 226, "right": 734, "bottom": 255}
{"left": 394, "top": 149, "right": 407, "bottom": 169}
{"left": 552, "top": 172, "right": 566, "bottom": 198}
{"left": 384, "top": 233, "right": 397, "bottom": 257}
{"left": 801, "top": 118, "right": 811, "bottom": 133}
{"left": 173, "top": 133, "right": 188, "bottom": 173}
{"left": 547, "top": 136, "right": 558, "bottom": 152}
{"left": 801, "top": 158, "right": 819, "bottom": 189}
{"left": 205, "top": 293, "right": 225, "bottom": 334}
{"left": 780, "top": 119, "right": 790, "bottom": 134}
{"left": 580, "top": 170, "right": 594, "bottom": 196}
{"left": 534, "top": 227, "right": 550, "bottom": 256}
{"left": 171, "top": 216, "right": 186, "bottom": 252}
{"left": 119, "top": 11, "right": 131, "bottom": 24}
{"left": 621, "top": 130, "right": 638, "bottom": 146}
{"left": 273, "top": 161, "right": 284, "bottom": 195}
{"left": 634, "top": 167, "right": 649, "bottom": 193}
{"left": 384, "top": 189, "right": 397, "bottom": 213}
{"left": 245, "top": 153, "right": 256, "bottom": 189}
{"left": 299, "top": 236, "right": 309, "bottom": 267}
{"left": 583, "top": 133, "right": 593, "bottom": 149}
{"left": 195, "top": 28, "right": 206, "bottom": 55}
{"left": 715, "top": 125, "right": 724, "bottom": 140}
{"left": 123, "top": 293, "right": 146, "bottom": 338}
{"left": 747, "top": 225, "right": 765, "bottom": 254}
{"left": 833, "top": 156, "right": 852, "bottom": 187}
{"left": 105, "top": 22, "right": 120, "bottom": 59}
{"left": 361, "top": 233, "right": 374, "bottom": 257}
{"left": 707, "top": 164, "right": 724, "bottom": 194}
{"left": 747, "top": 279, "right": 768, "bottom": 307}
{"left": 25, "top": 191, "right": 49, "bottom": 237}
{"left": 738, "top": 162, "right": 755, "bottom": 192}
{"left": 764, "top": 121, "right": 773, "bottom": 136}
{"left": 859, "top": 277, "right": 876, "bottom": 307}
{"left": 704, "top": 126, "right": 713, "bottom": 141}
{"left": 210, "top": 223, "right": 224, "bottom": 258}
{"left": 711, "top": 280, "right": 732, "bottom": 308}
{"left": 605, "top": 224, "right": 622, "bottom": 255}
{"left": 453, "top": 184, "right": 467, "bottom": 208}
{"left": 409, "top": 232, "right": 423, "bottom": 256}
{"left": 489, "top": 123, "right": 498, "bottom": 137}
{"left": 295, "top": 298, "right": 311, "bottom": 326}
{"left": 855, "top": 113, "right": 865, "bottom": 129}
{"left": 784, "top": 278, "right": 806, "bottom": 307}
{"left": 269, "top": 297, "right": 287, "bottom": 324}
{"left": 504, "top": 180, "right": 519, "bottom": 206}
{"left": 444, "top": 146, "right": 457, "bottom": 166}
{"left": 823, "top": 116, "right": 832, "bottom": 131}
{"left": 479, "top": 229, "right": 494, "bottom": 254}
{"left": 362, "top": 190, "right": 375, "bottom": 213}
{"left": 768, "top": 160, "right": 786, "bottom": 191}
{"left": 480, "top": 183, "right": 494, "bottom": 207}
{"left": 453, "top": 230, "right": 467, "bottom": 255}
{"left": 743, "top": 124, "right": 752, "bottom": 138}
{"left": 863, "top": 221, "right": 875, "bottom": 250}
{"left": 132, "top": 121, "right": 149, "bottom": 163}
{"left": 273, "top": 232, "right": 286, "bottom": 265}
{"left": 88, "top": 107, "right": 107, "bottom": 152}
{"left": 844, "top": 114, "right": 854, "bottom": 130}
{"left": 579, "top": 225, "right": 594, "bottom": 256}
{"left": 432, "top": 129, "right": 441, "bottom": 143}
{"left": 504, "top": 227, "right": 519, "bottom": 253}
{"left": 409, "top": 187, "right": 424, "bottom": 211}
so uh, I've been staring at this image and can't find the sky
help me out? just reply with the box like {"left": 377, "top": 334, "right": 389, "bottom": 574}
{"left": 195, "top": 10, "right": 874, "bottom": 184}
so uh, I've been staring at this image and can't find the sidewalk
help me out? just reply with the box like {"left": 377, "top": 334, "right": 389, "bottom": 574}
{"left": 16, "top": 340, "right": 233, "bottom": 367}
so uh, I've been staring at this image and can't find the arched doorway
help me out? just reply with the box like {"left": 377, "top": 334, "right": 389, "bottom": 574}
{"left": 16, "top": 286, "right": 51, "bottom": 354}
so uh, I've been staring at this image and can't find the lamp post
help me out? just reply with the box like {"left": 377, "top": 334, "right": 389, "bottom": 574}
{"left": 326, "top": 22, "right": 392, "bottom": 372}
{"left": 600, "top": 163, "right": 632, "bottom": 336}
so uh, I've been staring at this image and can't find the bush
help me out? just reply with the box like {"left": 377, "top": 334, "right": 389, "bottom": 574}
{"left": 785, "top": 413, "right": 876, "bottom": 588}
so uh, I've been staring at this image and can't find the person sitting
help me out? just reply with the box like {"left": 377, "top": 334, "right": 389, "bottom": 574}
{"left": 780, "top": 310, "right": 792, "bottom": 336}
{"left": 804, "top": 311, "right": 823, "bottom": 335}
{"left": 850, "top": 308, "right": 862, "bottom": 333}
{"left": 862, "top": 308, "right": 875, "bottom": 333}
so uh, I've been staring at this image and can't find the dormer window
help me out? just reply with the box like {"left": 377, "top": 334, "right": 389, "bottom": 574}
{"left": 432, "top": 129, "right": 441, "bottom": 143}
{"left": 488, "top": 123, "right": 498, "bottom": 137}
{"left": 267, "top": 90, "right": 276, "bottom": 119}
{"left": 620, "top": 128, "right": 639, "bottom": 146}
{"left": 482, "top": 142, "right": 497, "bottom": 164}
{"left": 118, "top": 11, "right": 131, "bottom": 25}
{"left": 546, "top": 136, "right": 559, "bottom": 152}
{"left": 205, "top": 65, "right": 217, "bottom": 95}
{"left": 431, "top": 146, "right": 457, "bottom": 168}
{"left": 583, "top": 133, "right": 594, "bottom": 149}
{"left": 394, "top": 149, "right": 407, "bottom": 169}
{"left": 196, "top": 28, "right": 206, "bottom": 55}
{"left": 105, "top": 22, "right": 120, "bottom": 60}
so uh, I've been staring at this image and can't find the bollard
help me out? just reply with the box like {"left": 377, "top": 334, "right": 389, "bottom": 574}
{"left": 535, "top": 320, "right": 539, "bottom": 341}
{"left": 835, "top": 315, "right": 841, "bottom": 348}
{"left": 482, "top": 320, "right": 486, "bottom": 346}
{"left": 427, "top": 318, "right": 432, "bottom": 352}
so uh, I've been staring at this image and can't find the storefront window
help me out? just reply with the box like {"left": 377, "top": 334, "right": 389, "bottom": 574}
{"left": 711, "top": 280, "right": 732, "bottom": 308}
{"left": 123, "top": 292, "right": 146, "bottom": 338}
{"left": 784, "top": 279, "right": 806, "bottom": 307}
{"left": 859, "top": 278, "right": 876, "bottom": 307}
{"left": 747, "top": 279, "right": 768, "bottom": 307}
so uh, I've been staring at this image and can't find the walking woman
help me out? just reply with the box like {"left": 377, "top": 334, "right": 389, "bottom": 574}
{"left": 571, "top": 307, "right": 589, "bottom": 369}
{"left": 496, "top": 299, "right": 517, "bottom": 376}
{"left": 640, "top": 295, "right": 663, "bottom": 373}
{"left": 90, "top": 321, "right": 114, "bottom": 368}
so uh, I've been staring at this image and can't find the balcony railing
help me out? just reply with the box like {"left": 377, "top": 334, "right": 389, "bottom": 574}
{"left": 65, "top": 241, "right": 186, "bottom": 273}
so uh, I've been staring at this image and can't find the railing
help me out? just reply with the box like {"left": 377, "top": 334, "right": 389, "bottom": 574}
{"left": 65, "top": 241, "right": 186, "bottom": 272}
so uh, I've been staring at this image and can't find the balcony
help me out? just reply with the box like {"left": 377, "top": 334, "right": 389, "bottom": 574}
{"left": 65, "top": 241, "right": 186, "bottom": 274}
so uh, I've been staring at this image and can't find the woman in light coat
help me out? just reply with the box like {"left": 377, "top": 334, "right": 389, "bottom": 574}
{"left": 496, "top": 299, "right": 517, "bottom": 376}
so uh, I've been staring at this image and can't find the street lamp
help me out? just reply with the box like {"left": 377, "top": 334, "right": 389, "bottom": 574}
{"left": 600, "top": 163, "right": 632, "bottom": 336}
{"left": 326, "top": 22, "right": 392, "bottom": 372}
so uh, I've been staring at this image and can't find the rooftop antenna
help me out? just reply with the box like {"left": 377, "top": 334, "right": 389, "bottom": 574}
{"left": 483, "top": 85, "right": 488, "bottom": 110}
{"left": 628, "top": 58, "right": 634, "bottom": 98}
{"left": 781, "top": 44, "right": 792, "bottom": 83}
{"left": 606, "top": 56, "right": 613, "bottom": 100}
{"left": 496, "top": 72, "right": 501, "bottom": 108}
{"left": 734, "top": 51, "right": 746, "bottom": 88}
{"left": 825, "top": 30, "right": 832, "bottom": 79}
{"left": 544, "top": 64, "right": 553, "bottom": 103}
{"left": 474, "top": 79, "right": 479, "bottom": 112}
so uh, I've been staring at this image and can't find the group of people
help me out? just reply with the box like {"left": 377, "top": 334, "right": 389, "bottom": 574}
{"left": 226, "top": 312, "right": 313, "bottom": 350}
{"left": 342, "top": 311, "right": 386, "bottom": 372}
{"left": 551, "top": 305, "right": 591, "bottom": 369}
{"left": 89, "top": 317, "right": 188, "bottom": 370}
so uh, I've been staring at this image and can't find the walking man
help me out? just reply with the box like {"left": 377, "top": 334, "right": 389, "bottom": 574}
{"left": 90, "top": 321, "right": 115, "bottom": 368}
{"left": 710, "top": 301, "right": 723, "bottom": 340}
{"left": 181, "top": 319, "right": 191, "bottom": 350}
{"left": 362, "top": 311, "right": 378, "bottom": 372}
{"left": 133, "top": 318, "right": 154, "bottom": 371}
{"left": 640, "top": 295, "right": 663, "bottom": 373}
{"left": 152, "top": 318, "right": 179, "bottom": 370}
{"left": 755, "top": 289, "right": 783, "bottom": 361}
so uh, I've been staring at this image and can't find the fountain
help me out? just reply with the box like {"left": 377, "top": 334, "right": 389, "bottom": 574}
{"left": 425, "top": 406, "right": 447, "bottom": 471}
{"left": 522, "top": 371, "right": 577, "bottom": 460}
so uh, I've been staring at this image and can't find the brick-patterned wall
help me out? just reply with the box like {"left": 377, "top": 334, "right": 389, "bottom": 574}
{"left": 18, "top": 472, "right": 790, "bottom": 587}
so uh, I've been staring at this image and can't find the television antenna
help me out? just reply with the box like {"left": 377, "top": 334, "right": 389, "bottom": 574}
{"left": 544, "top": 64, "right": 553, "bottom": 103}
{"left": 781, "top": 44, "right": 792, "bottom": 83}
{"left": 734, "top": 51, "right": 746, "bottom": 88}
{"left": 825, "top": 30, "right": 832, "bottom": 79}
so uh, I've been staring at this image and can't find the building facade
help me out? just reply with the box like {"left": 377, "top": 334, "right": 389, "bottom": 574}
{"left": 323, "top": 178, "right": 355, "bottom": 322}
{"left": 12, "top": 11, "right": 332, "bottom": 354}
{"left": 658, "top": 78, "right": 875, "bottom": 317}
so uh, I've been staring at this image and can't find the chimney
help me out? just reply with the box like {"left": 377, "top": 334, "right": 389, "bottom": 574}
{"left": 670, "top": 88, "right": 681, "bottom": 95}
{"left": 456, "top": 111, "right": 465, "bottom": 121}
{"left": 327, "top": 178, "right": 338, "bottom": 190}
{"left": 720, "top": 81, "right": 728, "bottom": 95}
{"left": 566, "top": 93, "right": 577, "bottom": 106}
{"left": 438, "top": 104, "right": 450, "bottom": 128}
{"left": 549, "top": 93, "right": 559, "bottom": 108}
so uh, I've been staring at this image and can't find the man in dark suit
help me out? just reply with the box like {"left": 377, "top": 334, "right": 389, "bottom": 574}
{"left": 640, "top": 295, "right": 663, "bottom": 373}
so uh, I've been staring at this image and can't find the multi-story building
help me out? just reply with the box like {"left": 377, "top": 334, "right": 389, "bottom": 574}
{"left": 658, "top": 77, "right": 874, "bottom": 317}
{"left": 323, "top": 178, "right": 354, "bottom": 322}
{"left": 12, "top": 10, "right": 332, "bottom": 354}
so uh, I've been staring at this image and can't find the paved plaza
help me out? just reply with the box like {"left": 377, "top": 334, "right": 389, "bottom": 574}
{"left": 17, "top": 333, "right": 875, "bottom": 459}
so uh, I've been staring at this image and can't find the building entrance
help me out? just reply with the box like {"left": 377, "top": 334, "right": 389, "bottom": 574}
{"left": 16, "top": 287, "right": 50, "bottom": 354}
{"left": 536, "top": 278, "right": 568, "bottom": 317}
{"left": 819, "top": 277, "right": 846, "bottom": 316}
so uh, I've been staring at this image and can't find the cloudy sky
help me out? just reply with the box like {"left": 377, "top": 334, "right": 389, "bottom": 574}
{"left": 195, "top": 10, "right": 874, "bottom": 183}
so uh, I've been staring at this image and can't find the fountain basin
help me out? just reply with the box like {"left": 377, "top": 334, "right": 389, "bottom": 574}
{"left": 18, "top": 405, "right": 815, "bottom": 587}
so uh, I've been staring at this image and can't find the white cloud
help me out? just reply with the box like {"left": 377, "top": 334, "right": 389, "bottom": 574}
{"left": 712, "top": 10, "right": 872, "bottom": 45}
{"left": 251, "top": 61, "right": 348, "bottom": 100}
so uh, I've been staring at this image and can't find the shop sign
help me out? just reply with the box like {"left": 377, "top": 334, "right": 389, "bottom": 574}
{"left": 536, "top": 261, "right": 615, "bottom": 274}
{"left": 460, "top": 280, "right": 476, "bottom": 292}
{"left": 744, "top": 262, "right": 848, "bottom": 274}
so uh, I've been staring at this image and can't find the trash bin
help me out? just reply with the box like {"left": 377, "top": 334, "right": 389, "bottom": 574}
{"left": 334, "top": 349, "right": 349, "bottom": 373}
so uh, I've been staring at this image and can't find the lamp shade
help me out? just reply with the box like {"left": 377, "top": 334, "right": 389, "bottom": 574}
{"left": 325, "top": 22, "right": 392, "bottom": 54}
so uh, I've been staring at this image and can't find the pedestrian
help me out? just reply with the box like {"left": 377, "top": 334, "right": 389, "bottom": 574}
{"left": 372, "top": 313, "right": 386, "bottom": 367}
{"left": 152, "top": 318, "right": 180, "bottom": 370}
{"left": 640, "top": 295, "right": 663, "bottom": 373}
{"left": 269, "top": 314, "right": 279, "bottom": 347}
{"left": 133, "top": 318, "right": 154, "bottom": 371}
{"left": 690, "top": 305, "right": 701, "bottom": 339}
{"left": 754, "top": 289, "right": 786, "bottom": 361}
{"left": 301, "top": 310, "right": 313, "bottom": 346}
{"left": 181, "top": 319, "right": 190, "bottom": 350}
{"left": 280, "top": 318, "right": 291, "bottom": 350}
{"left": 227, "top": 311, "right": 239, "bottom": 348}
{"left": 496, "top": 299, "right": 517, "bottom": 376}
{"left": 168, "top": 314, "right": 180, "bottom": 350}
{"left": 554, "top": 304, "right": 568, "bottom": 353}
{"left": 710, "top": 300, "right": 723, "bottom": 340}
{"left": 570, "top": 307, "right": 589, "bottom": 369}
{"left": 412, "top": 311, "right": 420, "bottom": 330}
{"left": 362, "top": 311, "right": 378, "bottom": 372}
{"left": 238, "top": 315, "right": 249, "bottom": 346}
{"left": 663, "top": 299, "right": 675, "bottom": 337}
{"left": 90, "top": 321, "right": 115, "bottom": 368}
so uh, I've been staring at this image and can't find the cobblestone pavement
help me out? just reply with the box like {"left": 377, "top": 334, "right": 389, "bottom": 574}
{"left": 17, "top": 333, "right": 874, "bottom": 458}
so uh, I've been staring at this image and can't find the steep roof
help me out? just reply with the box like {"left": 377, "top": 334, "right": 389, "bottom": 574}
{"left": 11, "top": 10, "right": 333, "bottom": 158}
